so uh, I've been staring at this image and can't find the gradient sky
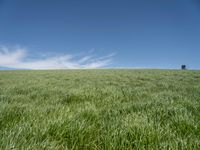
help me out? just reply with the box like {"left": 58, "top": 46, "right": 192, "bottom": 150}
{"left": 0, "top": 0, "right": 200, "bottom": 69}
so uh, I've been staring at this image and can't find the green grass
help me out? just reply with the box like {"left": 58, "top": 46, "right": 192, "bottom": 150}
{"left": 0, "top": 69, "right": 200, "bottom": 150}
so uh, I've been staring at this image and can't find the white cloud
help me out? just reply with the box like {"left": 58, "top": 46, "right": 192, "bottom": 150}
{"left": 0, "top": 46, "right": 114, "bottom": 69}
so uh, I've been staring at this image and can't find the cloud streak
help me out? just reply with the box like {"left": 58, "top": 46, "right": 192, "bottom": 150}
{"left": 0, "top": 46, "right": 114, "bottom": 69}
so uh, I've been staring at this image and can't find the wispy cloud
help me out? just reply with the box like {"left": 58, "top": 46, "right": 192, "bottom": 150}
{"left": 0, "top": 46, "right": 114, "bottom": 69}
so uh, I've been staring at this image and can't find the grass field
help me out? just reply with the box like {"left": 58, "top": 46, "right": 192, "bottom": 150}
{"left": 0, "top": 69, "right": 200, "bottom": 149}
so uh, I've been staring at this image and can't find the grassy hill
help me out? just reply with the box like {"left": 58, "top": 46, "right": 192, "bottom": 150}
{"left": 0, "top": 69, "right": 200, "bottom": 149}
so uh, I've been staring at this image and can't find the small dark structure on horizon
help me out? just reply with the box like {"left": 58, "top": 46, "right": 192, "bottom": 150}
{"left": 181, "top": 65, "right": 186, "bottom": 70}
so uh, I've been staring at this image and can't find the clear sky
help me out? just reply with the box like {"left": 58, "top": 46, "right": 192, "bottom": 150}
{"left": 0, "top": 0, "right": 200, "bottom": 69}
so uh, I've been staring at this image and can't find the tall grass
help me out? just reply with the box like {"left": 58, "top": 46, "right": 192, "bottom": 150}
{"left": 0, "top": 69, "right": 200, "bottom": 149}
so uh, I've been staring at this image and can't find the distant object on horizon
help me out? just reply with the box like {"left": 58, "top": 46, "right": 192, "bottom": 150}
{"left": 181, "top": 65, "right": 187, "bottom": 70}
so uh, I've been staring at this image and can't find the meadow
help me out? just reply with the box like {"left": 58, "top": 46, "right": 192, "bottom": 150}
{"left": 0, "top": 69, "right": 200, "bottom": 150}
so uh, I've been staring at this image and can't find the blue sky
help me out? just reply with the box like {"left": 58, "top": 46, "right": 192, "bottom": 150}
{"left": 0, "top": 0, "right": 200, "bottom": 69}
